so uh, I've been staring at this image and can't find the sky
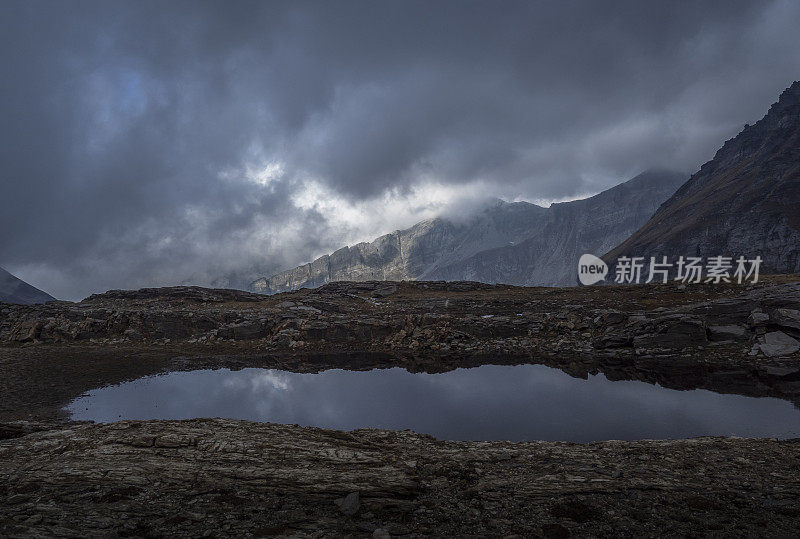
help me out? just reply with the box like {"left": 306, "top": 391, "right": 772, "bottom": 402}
{"left": 2, "top": 0, "right": 800, "bottom": 300}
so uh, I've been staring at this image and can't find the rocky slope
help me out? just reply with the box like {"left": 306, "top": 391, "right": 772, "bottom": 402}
{"left": 253, "top": 200, "right": 549, "bottom": 293}
{"left": 0, "top": 267, "right": 54, "bottom": 305}
{"left": 253, "top": 170, "right": 685, "bottom": 293}
{"left": 427, "top": 170, "right": 686, "bottom": 286}
{"left": 606, "top": 82, "right": 800, "bottom": 274}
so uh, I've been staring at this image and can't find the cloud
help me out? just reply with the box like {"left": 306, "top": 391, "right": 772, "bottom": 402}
{"left": 1, "top": 0, "right": 800, "bottom": 299}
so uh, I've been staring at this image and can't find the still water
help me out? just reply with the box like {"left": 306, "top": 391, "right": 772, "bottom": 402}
{"left": 67, "top": 364, "right": 800, "bottom": 442}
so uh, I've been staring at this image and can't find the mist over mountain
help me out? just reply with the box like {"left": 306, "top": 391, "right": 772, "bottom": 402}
{"left": 606, "top": 82, "right": 800, "bottom": 274}
{"left": 428, "top": 170, "right": 687, "bottom": 286}
{"left": 253, "top": 170, "right": 685, "bottom": 292}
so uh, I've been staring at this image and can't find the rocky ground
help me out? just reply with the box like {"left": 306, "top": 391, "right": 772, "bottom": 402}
{"left": 2, "top": 419, "right": 800, "bottom": 538}
{"left": 3, "top": 276, "right": 800, "bottom": 413}
{"left": 1, "top": 277, "right": 800, "bottom": 536}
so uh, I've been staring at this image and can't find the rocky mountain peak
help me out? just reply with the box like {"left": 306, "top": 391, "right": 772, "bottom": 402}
{"left": 605, "top": 82, "right": 800, "bottom": 275}
{"left": 0, "top": 267, "right": 55, "bottom": 305}
{"left": 697, "top": 81, "right": 800, "bottom": 179}
{"left": 252, "top": 169, "right": 685, "bottom": 292}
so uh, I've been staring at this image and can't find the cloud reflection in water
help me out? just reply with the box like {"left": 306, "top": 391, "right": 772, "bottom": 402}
{"left": 67, "top": 364, "right": 800, "bottom": 442}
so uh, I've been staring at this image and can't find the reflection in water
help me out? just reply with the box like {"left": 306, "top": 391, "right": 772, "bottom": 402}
{"left": 67, "top": 365, "right": 800, "bottom": 442}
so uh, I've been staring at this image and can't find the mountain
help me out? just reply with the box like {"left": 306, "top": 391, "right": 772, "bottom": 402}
{"left": 605, "top": 82, "right": 800, "bottom": 274}
{"left": 253, "top": 200, "right": 549, "bottom": 293}
{"left": 0, "top": 267, "right": 55, "bottom": 304}
{"left": 423, "top": 170, "right": 686, "bottom": 286}
{"left": 252, "top": 169, "right": 685, "bottom": 293}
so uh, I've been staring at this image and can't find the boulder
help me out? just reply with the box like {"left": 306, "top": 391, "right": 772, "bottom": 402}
{"left": 370, "top": 283, "right": 398, "bottom": 298}
{"left": 9, "top": 320, "right": 41, "bottom": 342}
{"left": 747, "top": 311, "right": 769, "bottom": 327}
{"left": 632, "top": 315, "right": 707, "bottom": 349}
{"left": 334, "top": 492, "right": 360, "bottom": 516}
{"left": 771, "top": 308, "right": 800, "bottom": 331}
{"left": 708, "top": 325, "right": 749, "bottom": 342}
{"left": 759, "top": 331, "right": 800, "bottom": 357}
{"left": 594, "top": 310, "right": 627, "bottom": 325}
{"left": 231, "top": 322, "right": 264, "bottom": 340}
{"left": 593, "top": 334, "right": 632, "bottom": 349}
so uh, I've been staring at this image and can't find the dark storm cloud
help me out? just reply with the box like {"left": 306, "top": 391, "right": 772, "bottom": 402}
{"left": 2, "top": 0, "right": 799, "bottom": 299}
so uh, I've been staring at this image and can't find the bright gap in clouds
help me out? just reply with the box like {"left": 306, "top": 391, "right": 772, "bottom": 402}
{"left": 289, "top": 177, "right": 515, "bottom": 254}
{"left": 248, "top": 161, "right": 622, "bottom": 266}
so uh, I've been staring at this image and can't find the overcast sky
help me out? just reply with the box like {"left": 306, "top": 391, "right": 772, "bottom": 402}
{"left": 2, "top": 0, "right": 800, "bottom": 300}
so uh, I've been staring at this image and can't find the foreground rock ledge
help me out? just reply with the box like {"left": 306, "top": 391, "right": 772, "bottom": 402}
{"left": 1, "top": 419, "right": 799, "bottom": 537}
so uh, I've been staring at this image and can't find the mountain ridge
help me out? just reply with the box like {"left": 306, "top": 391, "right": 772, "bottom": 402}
{"left": 252, "top": 199, "right": 550, "bottom": 293}
{"left": 426, "top": 169, "right": 686, "bottom": 286}
{"left": 605, "top": 81, "right": 800, "bottom": 274}
{"left": 253, "top": 169, "right": 685, "bottom": 293}
{"left": 0, "top": 267, "right": 55, "bottom": 305}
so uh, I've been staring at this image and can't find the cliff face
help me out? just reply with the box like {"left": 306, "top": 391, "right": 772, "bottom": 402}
{"left": 0, "top": 267, "right": 54, "bottom": 305}
{"left": 427, "top": 170, "right": 686, "bottom": 286}
{"left": 252, "top": 201, "right": 551, "bottom": 293}
{"left": 606, "top": 82, "right": 800, "bottom": 273}
{"left": 252, "top": 170, "right": 685, "bottom": 293}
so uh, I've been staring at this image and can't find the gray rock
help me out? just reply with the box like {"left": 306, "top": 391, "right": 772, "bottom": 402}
{"left": 759, "top": 331, "right": 800, "bottom": 357}
{"left": 764, "top": 365, "right": 800, "bottom": 378}
{"left": 8, "top": 494, "right": 31, "bottom": 504}
{"left": 291, "top": 305, "right": 321, "bottom": 313}
{"left": 231, "top": 322, "right": 264, "bottom": 340}
{"left": 123, "top": 328, "right": 142, "bottom": 341}
{"left": 771, "top": 308, "right": 800, "bottom": 331}
{"left": 9, "top": 320, "right": 40, "bottom": 342}
{"left": 335, "top": 491, "right": 360, "bottom": 516}
{"left": 748, "top": 311, "right": 770, "bottom": 327}
{"left": 708, "top": 325, "right": 749, "bottom": 342}
{"left": 371, "top": 284, "right": 398, "bottom": 298}
{"left": 356, "top": 521, "right": 378, "bottom": 533}
{"left": 595, "top": 310, "right": 627, "bottom": 325}
{"left": 632, "top": 315, "right": 707, "bottom": 349}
